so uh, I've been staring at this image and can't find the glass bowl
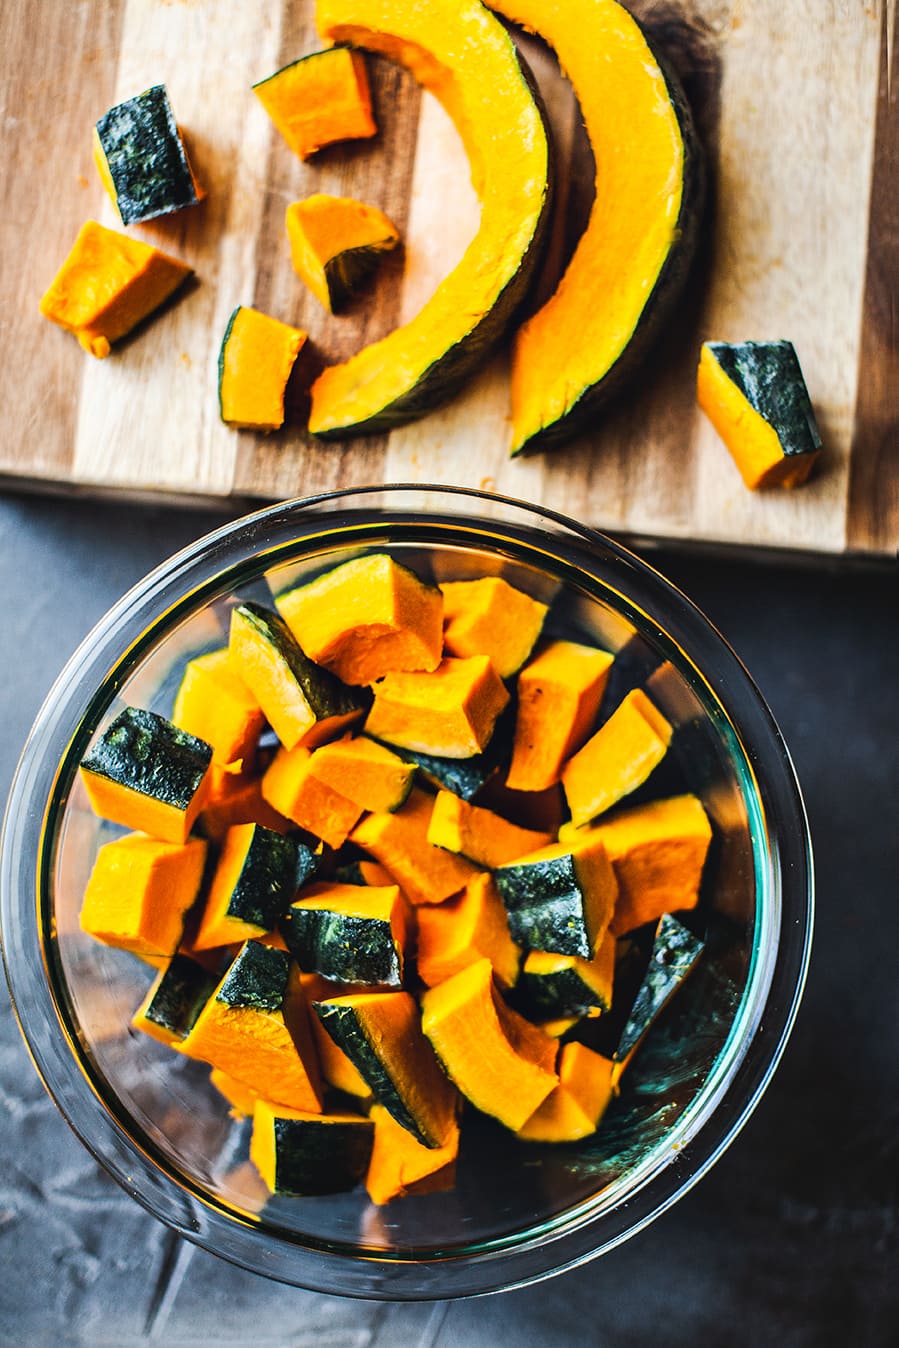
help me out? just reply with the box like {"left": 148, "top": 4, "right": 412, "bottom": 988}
{"left": 0, "top": 485, "right": 812, "bottom": 1299}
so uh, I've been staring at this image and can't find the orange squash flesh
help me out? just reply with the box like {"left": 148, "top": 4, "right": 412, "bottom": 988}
{"left": 506, "top": 641, "right": 614, "bottom": 791}
{"left": 517, "top": 1042, "right": 616, "bottom": 1142}
{"left": 39, "top": 220, "right": 192, "bottom": 357}
{"left": 218, "top": 306, "right": 307, "bottom": 431}
{"left": 197, "top": 767, "right": 293, "bottom": 845}
{"left": 172, "top": 649, "right": 264, "bottom": 767}
{"left": 440, "top": 578, "right": 548, "bottom": 679}
{"left": 80, "top": 770, "right": 210, "bottom": 847}
{"left": 276, "top": 554, "right": 443, "bottom": 686}
{"left": 286, "top": 193, "right": 399, "bottom": 313}
{"left": 306, "top": 734, "right": 415, "bottom": 814}
{"left": 262, "top": 743, "right": 362, "bottom": 848}
{"left": 426, "top": 789, "right": 553, "bottom": 868}
{"left": 415, "top": 872, "right": 520, "bottom": 990}
{"left": 420, "top": 958, "right": 558, "bottom": 1131}
{"left": 561, "top": 688, "right": 673, "bottom": 828}
{"left": 365, "top": 656, "right": 509, "bottom": 759}
{"left": 253, "top": 48, "right": 376, "bottom": 160}
{"left": 365, "top": 1102, "right": 460, "bottom": 1206}
{"left": 80, "top": 833, "right": 207, "bottom": 960}
{"left": 300, "top": 972, "right": 372, "bottom": 1099}
{"left": 350, "top": 787, "right": 480, "bottom": 906}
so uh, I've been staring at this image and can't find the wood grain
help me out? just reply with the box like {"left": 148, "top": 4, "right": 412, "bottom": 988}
{"left": 0, "top": 0, "right": 894, "bottom": 557}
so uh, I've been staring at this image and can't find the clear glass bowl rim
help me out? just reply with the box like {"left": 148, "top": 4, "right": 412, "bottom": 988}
{"left": 0, "top": 484, "right": 813, "bottom": 1300}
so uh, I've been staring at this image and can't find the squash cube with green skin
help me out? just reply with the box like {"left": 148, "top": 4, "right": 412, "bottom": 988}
{"left": 94, "top": 84, "right": 203, "bottom": 225}
{"left": 132, "top": 954, "right": 217, "bottom": 1047}
{"left": 493, "top": 834, "right": 618, "bottom": 959}
{"left": 218, "top": 306, "right": 307, "bottom": 431}
{"left": 286, "top": 194, "right": 399, "bottom": 313}
{"left": 282, "top": 881, "right": 406, "bottom": 988}
{"left": 251, "top": 1100, "right": 374, "bottom": 1197}
{"left": 613, "top": 913, "right": 705, "bottom": 1079}
{"left": 229, "top": 601, "right": 366, "bottom": 752}
{"left": 79, "top": 705, "right": 212, "bottom": 843}
{"left": 192, "top": 824, "right": 314, "bottom": 951}
{"left": 697, "top": 340, "right": 822, "bottom": 489}
{"left": 514, "top": 929, "right": 616, "bottom": 1020}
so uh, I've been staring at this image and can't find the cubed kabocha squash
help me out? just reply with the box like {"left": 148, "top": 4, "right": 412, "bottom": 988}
{"left": 253, "top": 47, "right": 376, "bottom": 160}
{"left": 192, "top": 824, "right": 313, "bottom": 951}
{"left": 80, "top": 832, "right": 207, "bottom": 960}
{"left": 415, "top": 871, "right": 520, "bottom": 990}
{"left": 365, "top": 656, "right": 510, "bottom": 760}
{"left": 350, "top": 787, "right": 479, "bottom": 906}
{"left": 517, "top": 1042, "right": 616, "bottom": 1143}
{"left": 307, "top": 0, "right": 551, "bottom": 437}
{"left": 282, "top": 880, "right": 407, "bottom": 988}
{"left": 365, "top": 1103, "right": 459, "bottom": 1206}
{"left": 513, "top": 928, "right": 616, "bottom": 1021}
{"left": 612, "top": 913, "right": 705, "bottom": 1084}
{"left": 275, "top": 553, "right": 443, "bottom": 686}
{"left": 561, "top": 688, "right": 673, "bottom": 828}
{"left": 39, "top": 220, "right": 193, "bottom": 358}
{"left": 697, "top": 340, "right": 823, "bottom": 489}
{"left": 299, "top": 972, "right": 372, "bottom": 1099}
{"left": 79, "top": 706, "right": 212, "bottom": 843}
{"left": 229, "top": 602, "right": 366, "bottom": 751}
{"left": 180, "top": 939, "right": 323, "bottom": 1113}
{"left": 262, "top": 744, "right": 364, "bottom": 849}
{"left": 313, "top": 990, "right": 458, "bottom": 1148}
{"left": 426, "top": 789, "right": 553, "bottom": 869}
{"left": 93, "top": 84, "right": 203, "bottom": 225}
{"left": 506, "top": 641, "right": 614, "bottom": 791}
{"left": 196, "top": 765, "right": 294, "bottom": 845}
{"left": 493, "top": 833, "right": 618, "bottom": 960}
{"left": 286, "top": 194, "right": 399, "bottom": 313}
{"left": 217, "top": 306, "right": 307, "bottom": 431}
{"left": 484, "top": 0, "right": 703, "bottom": 454}
{"left": 305, "top": 734, "right": 415, "bottom": 814}
{"left": 131, "top": 953, "right": 217, "bottom": 1047}
{"left": 172, "top": 649, "right": 264, "bottom": 767}
{"left": 440, "top": 577, "right": 549, "bottom": 678}
{"left": 420, "top": 958, "right": 558, "bottom": 1132}
{"left": 383, "top": 702, "right": 515, "bottom": 802}
{"left": 251, "top": 1099, "right": 374, "bottom": 1197}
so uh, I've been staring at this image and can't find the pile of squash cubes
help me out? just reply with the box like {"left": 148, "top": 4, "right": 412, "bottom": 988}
{"left": 78, "top": 553, "right": 711, "bottom": 1204}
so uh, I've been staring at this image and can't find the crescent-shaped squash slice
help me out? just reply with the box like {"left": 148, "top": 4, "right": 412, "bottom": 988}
{"left": 485, "top": 0, "right": 703, "bottom": 454}
{"left": 307, "top": 0, "right": 551, "bottom": 437}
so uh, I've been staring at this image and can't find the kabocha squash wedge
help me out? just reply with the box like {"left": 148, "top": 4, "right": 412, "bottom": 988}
{"left": 276, "top": 554, "right": 443, "bottom": 686}
{"left": 440, "top": 578, "right": 548, "bottom": 679}
{"left": 313, "top": 991, "right": 458, "bottom": 1148}
{"left": 517, "top": 1042, "right": 615, "bottom": 1142}
{"left": 514, "top": 929, "right": 616, "bottom": 1020}
{"left": 415, "top": 872, "right": 520, "bottom": 990}
{"left": 93, "top": 84, "right": 203, "bottom": 225}
{"left": 180, "top": 940, "right": 323, "bottom": 1113}
{"left": 365, "top": 656, "right": 509, "bottom": 759}
{"left": 383, "top": 702, "right": 515, "bottom": 801}
{"left": 229, "top": 602, "right": 366, "bottom": 751}
{"left": 40, "top": 220, "right": 192, "bottom": 358}
{"left": 79, "top": 706, "right": 212, "bottom": 844}
{"left": 420, "top": 958, "right": 558, "bottom": 1132}
{"left": 283, "top": 881, "right": 406, "bottom": 987}
{"left": 218, "top": 307, "right": 307, "bottom": 431}
{"left": 251, "top": 1100, "right": 374, "bottom": 1197}
{"left": 426, "top": 789, "right": 553, "bottom": 869}
{"left": 262, "top": 743, "right": 364, "bottom": 848}
{"left": 307, "top": 0, "right": 551, "bottom": 436}
{"left": 80, "top": 833, "right": 207, "bottom": 960}
{"left": 506, "top": 641, "right": 614, "bottom": 792}
{"left": 192, "top": 825, "right": 311, "bottom": 951}
{"left": 485, "top": 0, "right": 703, "bottom": 453}
{"left": 494, "top": 834, "right": 618, "bottom": 959}
{"left": 286, "top": 194, "right": 399, "bottom": 313}
{"left": 350, "top": 787, "right": 479, "bottom": 906}
{"left": 561, "top": 688, "right": 673, "bottom": 828}
{"left": 172, "top": 649, "right": 264, "bottom": 767}
{"left": 365, "top": 1103, "right": 459, "bottom": 1206}
{"left": 253, "top": 48, "right": 376, "bottom": 160}
{"left": 132, "top": 954, "right": 216, "bottom": 1047}
{"left": 697, "top": 340, "right": 822, "bottom": 489}
{"left": 612, "top": 913, "right": 704, "bottom": 1083}
{"left": 300, "top": 973, "right": 372, "bottom": 1099}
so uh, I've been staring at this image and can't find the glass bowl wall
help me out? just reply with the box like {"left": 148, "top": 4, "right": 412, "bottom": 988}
{"left": 1, "top": 486, "right": 812, "bottom": 1299}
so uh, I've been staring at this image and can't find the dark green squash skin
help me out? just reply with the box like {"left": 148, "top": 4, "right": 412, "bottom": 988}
{"left": 216, "top": 940, "right": 289, "bottom": 1011}
{"left": 324, "top": 242, "right": 395, "bottom": 313}
{"left": 505, "top": 33, "right": 706, "bottom": 456}
{"left": 142, "top": 955, "right": 216, "bottom": 1039}
{"left": 494, "top": 853, "right": 594, "bottom": 959}
{"left": 270, "top": 1114, "right": 374, "bottom": 1196}
{"left": 223, "top": 826, "right": 305, "bottom": 930}
{"left": 614, "top": 913, "right": 704, "bottom": 1062}
{"left": 514, "top": 963, "right": 610, "bottom": 1020}
{"left": 81, "top": 706, "right": 212, "bottom": 811}
{"left": 282, "top": 902, "right": 403, "bottom": 987}
{"left": 309, "top": 49, "right": 553, "bottom": 438}
{"left": 96, "top": 85, "right": 200, "bottom": 226}
{"left": 217, "top": 306, "right": 241, "bottom": 422}
{"left": 234, "top": 602, "right": 369, "bottom": 725}
{"left": 376, "top": 702, "right": 515, "bottom": 800}
{"left": 704, "top": 340, "right": 822, "bottom": 459}
{"left": 312, "top": 1001, "right": 435, "bottom": 1146}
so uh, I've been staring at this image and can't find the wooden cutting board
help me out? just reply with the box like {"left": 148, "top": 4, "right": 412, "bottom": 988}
{"left": 2, "top": 0, "right": 896, "bottom": 557}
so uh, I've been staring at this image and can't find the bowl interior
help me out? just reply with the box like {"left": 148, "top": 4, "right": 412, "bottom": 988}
{"left": 11, "top": 494, "right": 805, "bottom": 1295}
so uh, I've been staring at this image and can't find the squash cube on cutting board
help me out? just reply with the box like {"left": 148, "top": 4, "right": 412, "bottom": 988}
{"left": 217, "top": 306, "right": 307, "bottom": 431}
{"left": 286, "top": 193, "right": 399, "bottom": 312}
{"left": 253, "top": 48, "right": 376, "bottom": 160}
{"left": 93, "top": 84, "right": 203, "bottom": 225}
